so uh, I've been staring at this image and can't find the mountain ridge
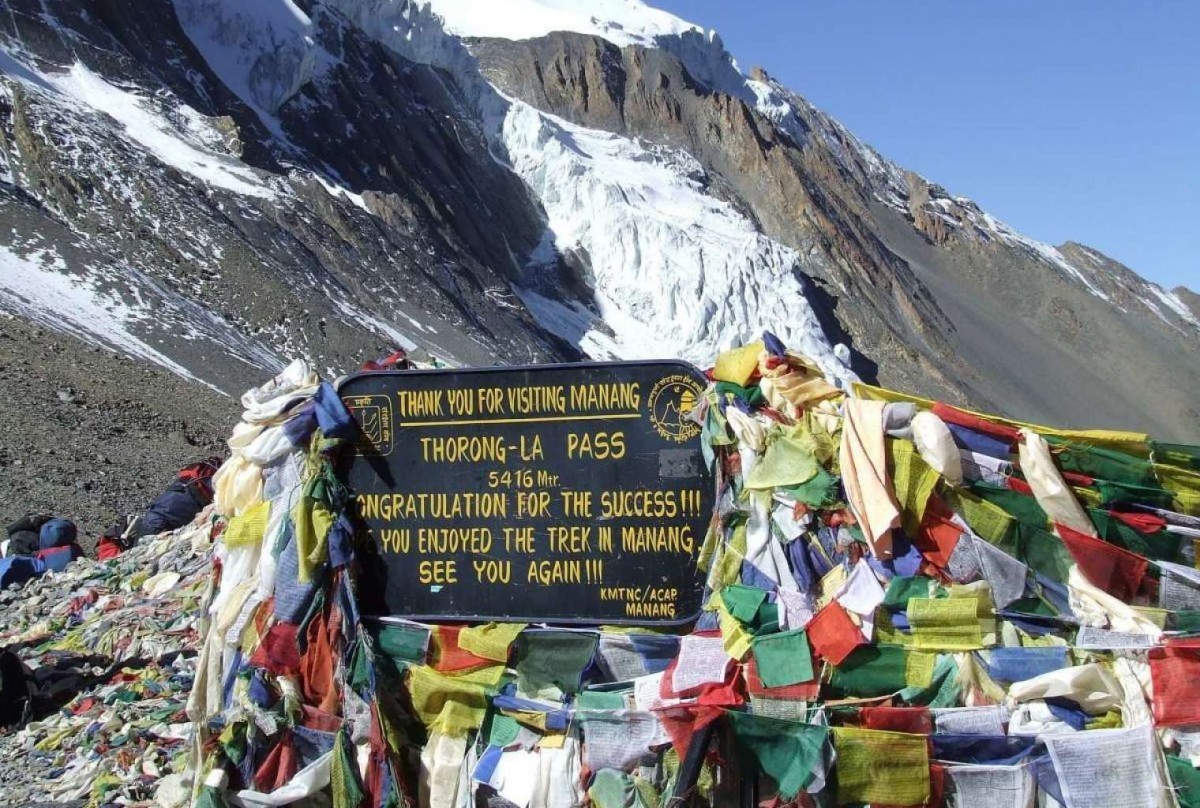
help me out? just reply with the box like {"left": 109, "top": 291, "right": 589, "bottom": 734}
{"left": 0, "top": 0, "right": 1196, "bottom": 448}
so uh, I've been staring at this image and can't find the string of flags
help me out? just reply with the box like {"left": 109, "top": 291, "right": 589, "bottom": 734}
{"left": 9, "top": 334, "right": 1198, "bottom": 807}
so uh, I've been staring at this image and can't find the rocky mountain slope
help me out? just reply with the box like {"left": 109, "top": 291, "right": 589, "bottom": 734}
{"left": 1, "top": 0, "right": 1196, "bottom": 517}
{"left": 0, "top": 314, "right": 236, "bottom": 546}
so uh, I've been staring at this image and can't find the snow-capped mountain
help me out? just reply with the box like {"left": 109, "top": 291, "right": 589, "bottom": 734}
{"left": 1, "top": 0, "right": 1196, "bottom": 439}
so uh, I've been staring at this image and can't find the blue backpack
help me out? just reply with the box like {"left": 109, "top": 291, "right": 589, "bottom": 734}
{"left": 0, "top": 556, "right": 45, "bottom": 589}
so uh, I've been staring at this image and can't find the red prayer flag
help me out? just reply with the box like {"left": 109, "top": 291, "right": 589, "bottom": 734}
{"left": 249, "top": 622, "right": 301, "bottom": 675}
{"left": 429, "top": 625, "right": 492, "bottom": 673}
{"left": 1109, "top": 510, "right": 1167, "bottom": 534}
{"left": 696, "top": 677, "right": 746, "bottom": 708}
{"left": 806, "top": 600, "right": 863, "bottom": 666}
{"left": 861, "top": 706, "right": 934, "bottom": 735}
{"left": 1058, "top": 523, "right": 1148, "bottom": 602}
{"left": 1007, "top": 477, "right": 1036, "bottom": 497}
{"left": 300, "top": 609, "right": 339, "bottom": 715}
{"left": 931, "top": 403, "right": 1020, "bottom": 445}
{"left": 1150, "top": 647, "right": 1200, "bottom": 726}
{"left": 914, "top": 499, "right": 964, "bottom": 569}
{"left": 301, "top": 705, "right": 342, "bottom": 733}
{"left": 1060, "top": 470, "right": 1095, "bottom": 486}
{"left": 658, "top": 704, "right": 723, "bottom": 762}
{"left": 254, "top": 729, "right": 300, "bottom": 792}
{"left": 743, "top": 658, "right": 820, "bottom": 701}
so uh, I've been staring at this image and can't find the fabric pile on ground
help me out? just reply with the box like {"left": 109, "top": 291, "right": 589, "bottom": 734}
{"left": 0, "top": 515, "right": 215, "bottom": 806}
{"left": 179, "top": 342, "right": 1200, "bottom": 808}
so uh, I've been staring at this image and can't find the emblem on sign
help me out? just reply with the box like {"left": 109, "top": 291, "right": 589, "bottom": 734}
{"left": 344, "top": 394, "right": 393, "bottom": 455}
{"left": 648, "top": 373, "right": 704, "bottom": 443}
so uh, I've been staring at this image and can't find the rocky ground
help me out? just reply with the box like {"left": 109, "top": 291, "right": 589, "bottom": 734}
{"left": 0, "top": 314, "right": 238, "bottom": 550}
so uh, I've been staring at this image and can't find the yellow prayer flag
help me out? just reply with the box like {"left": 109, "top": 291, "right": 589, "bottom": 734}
{"left": 1131, "top": 606, "right": 1169, "bottom": 629}
{"left": 1157, "top": 463, "right": 1200, "bottom": 516}
{"left": 458, "top": 622, "right": 528, "bottom": 663}
{"left": 943, "top": 488, "right": 1015, "bottom": 548}
{"left": 907, "top": 597, "right": 984, "bottom": 651}
{"left": 538, "top": 733, "right": 567, "bottom": 749}
{"left": 832, "top": 727, "right": 931, "bottom": 806}
{"left": 903, "top": 651, "right": 937, "bottom": 688}
{"left": 713, "top": 342, "right": 765, "bottom": 386}
{"left": 888, "top": 439, "right": 940, "bottom": 537}
{"left": 873, "top": 618, "right": 915, "bottom": 649}
{"left": 714, "top": 594, "right": 753, "bottom": 661}
{"left": 712, "top": 524, "right": 747, "bottom": 591}
{"left": 222, "top": 500, "right": 270, "bottom": 548}
{"left": 406, "top": 664, "right": 501, "bottom": 737}
{"left": 817, "top": 565, "right": 848, "bottom": 608}
{"left": 501, "top": 709, "right": 549, "bottom": 732}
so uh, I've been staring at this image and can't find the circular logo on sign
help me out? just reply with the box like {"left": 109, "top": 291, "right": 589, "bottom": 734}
{"left": 648, "top": 374, "right": 704, "bottom": 443}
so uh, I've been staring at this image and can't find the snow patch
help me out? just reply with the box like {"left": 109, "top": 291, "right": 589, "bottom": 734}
{"left": 2, "top": 55, "right": 274, "bottom": 198}
{"left": 1145, "top": 285, "right": 1200, "bottom": 330}
{"left": 972, "top": 212, "right": 1110, "bottom": 301}
{"left": 328, "top": 294, "right": 419, "bottom": 351}
{"left": 419, "top": 0, "right": 747, "bottom": 100}
{"left": 311, "top": 173, "right": 371, "bottom": 213}
{"left": 171, "top": 0, "right": 332, "bottom": 117}
{"left": 418, "top": 0, "right": 700, "bottom": 47}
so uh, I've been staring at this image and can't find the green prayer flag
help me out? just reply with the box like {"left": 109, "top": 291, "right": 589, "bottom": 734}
{"left": 372, "top": 623, "right": 429, "bottom": 665}
{"left": 751, "top": 602, "right": 780, "bottom": 636}
{"left": 715, "top": 381, "right": 766, "bottom": 407}
{"left": 827, "top": 645, "right": 935, "bottom": 698}
{"left": 1154, "top": 442, "right": 1200, "bottom": 472}
{"left": 781, "top": 465, "right": 839, "bottom": 508}
{"left": 972, "top": 481, "right": 1049, "bottom": 530}
{"left": 721, "top": 584, "right": 768, "bottom": 624}
{"left": 899, "top": 654, "right": 961, "bottom": 707}
{"left": 1005, "top": 595, "right": 1058, "bottom": 617}
{"left": 1172, "top": 612, "right": 1200, "bottom": 633}
{"left": 194, "top": 786, "right": 227, "bottom": 808}
{"left": 1047, "top": 436, "right": 1156, "bottom": 487}
{"left": 331, "top": 729, "right": 366, "bottom": 808}
{"left": 348, "top": 635, "right": 373, "bottom": 694}
{"left": 577, "top": 690, "right": 628, "bottom": 711}
{"left": 882, "top": 576, "right": 941, "bottom": 611}
{"left": 1016, "top": 523, "right": 1074, "bottom": 583}
{"left": 1093, "top": 480, "right": 1175, "bottom": 509}
{"left": 745, "top": 424, "right": 821, "bottom": 489}
{"left": 751, "top": 628, "right": 814, "bottom": 688}
{"left": 589, "top": 769, "right": 652, "bottom": 808}
{"left": 486, "top": 712, "right": 520, "bottom": 747}
{"left": 1168, "top": 754, "right": 1200, "bottom": 808}
{"left": 727, "top": 710, "right": 830, "bottom": 799}
{"left": 513, "top": 630, "right": 598, "bottom": 698}
{"left": 1091, "top": 509, "right": 1182, "bottom": 562}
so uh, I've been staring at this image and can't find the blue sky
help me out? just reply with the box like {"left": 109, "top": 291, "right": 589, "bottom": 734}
{"left": 653, "top": 0, "right": 1198, "bottom": 290}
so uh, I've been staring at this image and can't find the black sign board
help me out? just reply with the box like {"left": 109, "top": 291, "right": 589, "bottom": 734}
{"left": 337, "top": 361, "right": 714, "bottom": 625}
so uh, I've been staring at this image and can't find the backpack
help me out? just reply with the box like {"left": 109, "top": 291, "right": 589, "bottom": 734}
{"left": 0, "top": 556, "right": 44, "bottom": 588}
{"left": 5, "top": 514, "right": 49, "bottom": 557}
{"left": 177, "top": 457, "right": 222, "bottom": 505}
{"left": 35, "top": 543, "right": 83, "bottom": 573}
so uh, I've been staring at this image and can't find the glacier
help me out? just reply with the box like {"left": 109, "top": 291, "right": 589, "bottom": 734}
{"left": 312, "top": 0, "right": 856, "bottom": 382}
